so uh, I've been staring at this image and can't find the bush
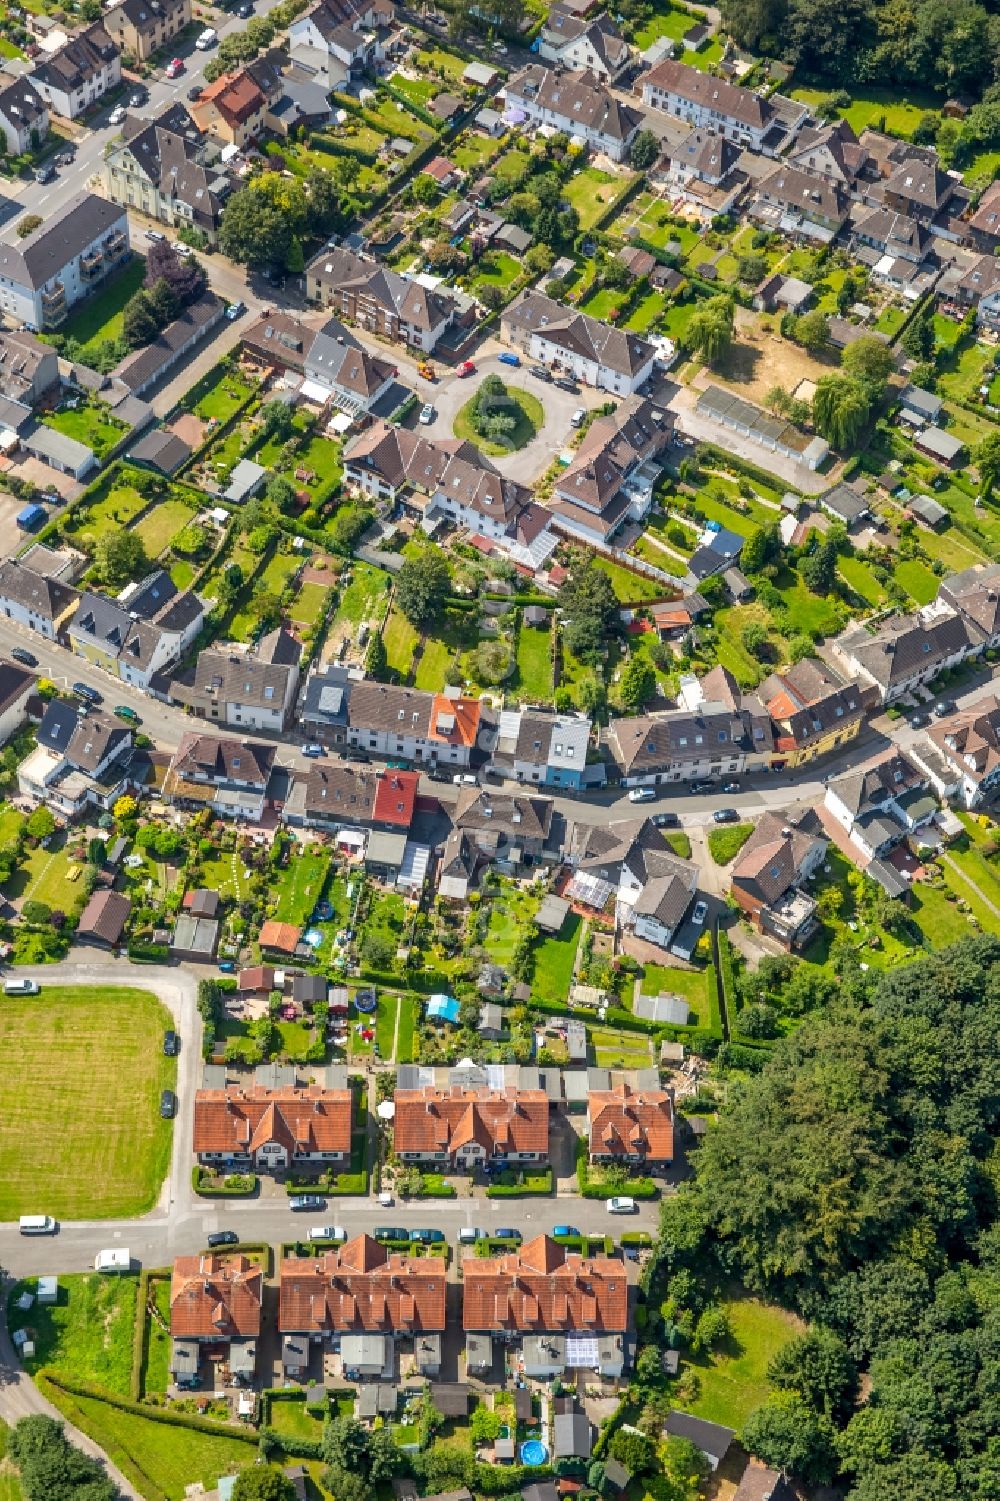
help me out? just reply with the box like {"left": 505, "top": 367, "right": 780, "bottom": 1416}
{"left": 192, "top": 1166, "right": 257, "bottom": 1197}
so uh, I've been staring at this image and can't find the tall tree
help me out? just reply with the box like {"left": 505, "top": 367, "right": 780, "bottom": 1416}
{"left": 395, "top": 551, "right": 451, "bottom": 626}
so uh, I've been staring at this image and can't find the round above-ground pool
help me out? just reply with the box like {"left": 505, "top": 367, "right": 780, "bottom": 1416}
{"left": 520, "top": 1440, "right": 549, "bottom": 1467}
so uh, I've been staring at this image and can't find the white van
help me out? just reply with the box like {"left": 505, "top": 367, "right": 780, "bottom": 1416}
{"left": 195, "top": 26, "right": 217, "bottom": 46}
{"left": 5, "top": 978, "right": 40, "bottom": 995}
{"left": 458, "top": 1226, "right": 486, "bottom": 1244}
{"left": 94, "top": 1247, "right": 131, "bottom": 1272}
{"left": 570, "top": 407, "right": 586, "bottom": 427}
{"left": 19, "top": 1214, "right": 57, "bottom": 1235}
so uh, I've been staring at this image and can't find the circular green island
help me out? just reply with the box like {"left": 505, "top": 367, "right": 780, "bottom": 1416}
{"left": 453, "top": 375, "right": 545, "bottom": 456}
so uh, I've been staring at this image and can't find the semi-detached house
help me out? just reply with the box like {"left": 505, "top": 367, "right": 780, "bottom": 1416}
{"left": 605, "top": 671, "right": 773, "bottom": 784}
{"left": 729, "top": 808, "right": 828, "bottom": 951}
{"left": 0, "top": 558, "right": 79, "bottom": 639}
{"left": 280, "top": 1235, "right": 446, "bottom": 1380}
{"left": 537, "top": 6, "right": 631, "bottom": 82}
{"left": 502, "top": 65, "right": 641, "bottom": 163}
{"left": 68, "top": 570, "right": 203, "bottom": 689}
{"left": 18, "top": 699, "right": 133, "bottom": 818}
{"left": 103, "top": 0, "right": 190, "bottom": 61}
{"left": 166, "top": 627, "right": 301, "bottom": 732}
{"left": 833, "top": 610, "right": 978, "bottom": 704}
{"left": 393, "top": 1085, "right": 549, "bottom": 1168}
{"left": 345, "top": 681, "right": 495, "bottom": 768}
{"left": 463, "top": 1235, "right": 628, "bottom": 1380}
{"left": 0, "top": 75, "right": 48, "bottom": 156}
{"left": 501, "top": 290, "right": 657, "bottom": 395}
{"left": 30, "top": 20, "right": 120, "bottom": 119}
{"left": 306, "top": 246, "right": 458, "bottom": 353}
{"left": 104, "top": 105, "right": 232, "bottom": 244}
{"left": 0, "top": 192, "right": 129, "bottom": 332}
{"left": 587, "top": 1081, "right": 674, "bottom": 1169}
{"left": 162, "top": 731, "right": 275, "bottom": 820}
{"left": 169, "top": 1253, "right": 261, "bottom": 1389}
{"left": 193, "top": 1085, "right": 353, "bottom": 1171}
{"left": 910, "top": 694, "right": 1000, "bottom": 809}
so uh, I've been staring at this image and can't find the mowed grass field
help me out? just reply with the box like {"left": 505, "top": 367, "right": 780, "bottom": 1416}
{"left": 0, "top": 987, "right": 177, "bottom": 1220}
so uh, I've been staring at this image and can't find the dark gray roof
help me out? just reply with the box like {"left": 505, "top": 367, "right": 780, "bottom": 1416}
{"left": 663, "top": 1410, "right": 734, "bottom": 1460}
{"left": 71, "top": 591, "right": 132, "bottom": 649}
{"left": 0, "top": 74, "right": 47, "bottom": 130}
{"left": 129, "top": 428, "right": 191, "bottom": 474}
{"left": 0, "top": 558, "right": 78, "bottom": 620}
{"left": 115, "top": 293, "right": 224, "bottom": 393}
{"left": 302, "top": 667, "right": 353, "bottom": 726}
{"left": 0, "top": 192, "right": 124, "bottom": 292}
{"left": 126, "top": 568, "right": 177, "bottom": 620}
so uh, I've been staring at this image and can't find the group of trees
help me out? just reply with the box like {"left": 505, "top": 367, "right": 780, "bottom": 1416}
{"left": 220, "top": 167, "right": 341, "bottom": 271}
{"left": 466, "top": 373, "right": 524, "bottom": 446}
{"left": 122, "top": 239, "right": 208, "bottom": 351}
{"left": 560, "top": 561, "right": 621, "bottom": 665}
{"left": 653, "top": 935, "right": 1000, "bottom": 1498}
{"left": 5, "top": 1416, "right": 116, "bottom": 1501}
{"left": 682, "top": 294, "right": 736, "bottom": 365}
{"left": 719, "top": 0, "right": 1000, "bottom": 100}
{"left": 395, "top": 549, "right": 452, "bottom": 627}
{"left": 202, "top": 0, "right": 308, "bottom": 81}
{"left": 811, "top": 335, "right": 894, "bottom": 450}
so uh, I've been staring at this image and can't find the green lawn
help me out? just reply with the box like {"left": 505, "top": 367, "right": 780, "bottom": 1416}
{"left": 290, "top": 580, "right": 332, "bottom": 627}
{"left": 272, "top": 846, "right": 331, "bottom": 926}
{"left": 66, "top": 1392, "right": 258, "bottom": 1501}
{"left": 707, "top": 822, "right": 754, "bottom": 866}
{"left": 895, "top": 557, "right": 940, "bottom": 605}
{"left": 7, "top": 834, "right": 78, "bottom": 910}
{"left": 592, "top": 556, "right": 664, "bottom": 603}
{"left": 453, "top": 384, "right": 544, "bottom": 457}
{"left": 0, "top": 987, "right": 176, "bottom": 1220}
{"left": 189, "top": 364, "right": 259, "bottom": 424}
{"left": 47, "top": 256, "right": 146, "bottom": 363}
{"left": 268, "top": 1399, "right": 325, "bottom": 1442}
{"left": 197, "top": 851, "right": 252, "bottom": 901}
{"left": 42, "top": 401, "right": 126, "bottom": 460}
{"left": 838, "top": 554, "right": 887, "bottom": 607}
{"left": 8, "top": 1273, "right": 138, "bottom": 1395}
{"left": 485, "top": 882, "right": 541, "bottom": 967}
{"left": 134, "top": 497, "right": 195, "bottom": 558}
{"left": 376, "top": 991, "right": 399, "bottom": 1057}
{"left": 397, "top": 995, "right": 417, "bottom": 1064}
{"left": 451, "top": 132, "right": 497, "bottom": 171}
{"left": 562, "top": 167, "right": 630, "bottom": 231}
{"left": 383, "top": 607, "right": 420, "bottom": 679}
{"left": 531, "top": 912, "right": 582, "bottom": 1004}
{"left": 592, "top": 1026, "right": 650, "bottom": 1067}
{"left": 677, "top": 1290, "right": 804, "bottom": 1430}
{"left": 467, "top": 251, "right": 522, "bottom": 297}
{"left": 639, "top": 962, "right": 713, "bottom": 1029}
{"left": 0, "top": 1420, "right": 24, "bottom": 1501}
{"left": 331, "top": 562, "right": 389, "bottom": 630}
{"left": 514, "top": 618, "right": 554, "bottom": 700}
{"left": 142, "top": 1276, "right": 172, "bottom": 1396}
{"left": 579, "top": 286, "right": 626, "bottom": 322}
{"left": 390, "top": 71, "right": 439, "bottom": 108}
{"left": 64, "top": 478, "right": 150, "bottom": 543}
{"left": 624, "top": 290, "right": 669, "bottom": 333}
{"left": 790, "top": 85, "right": 940, "bottom": 140}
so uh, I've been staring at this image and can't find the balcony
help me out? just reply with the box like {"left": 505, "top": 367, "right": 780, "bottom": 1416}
{"left": 80, "top": 248, "right": 104, "bottom": 278}
{"left": 104, "top": 229, "right": 128, "bottom": 260}
{"left": 40, "top": 282, "right": 66, "bottom": 326}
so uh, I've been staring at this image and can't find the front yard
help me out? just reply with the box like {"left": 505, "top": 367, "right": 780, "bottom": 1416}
{"left": 0, "top": 987, "right": 177, "bottom": 1220}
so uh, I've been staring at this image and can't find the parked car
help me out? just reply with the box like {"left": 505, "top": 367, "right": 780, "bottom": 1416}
{"left": 713, "top": 807, "right": 739, "bottom": 823}
{"left": 374, "top": 1226, "right": 409, "bottom": 1241}
{"left": 377, "top": 1191, "right": 394, "bottom": 1207}
{"left": 55, "top": 151, "right": 75, "bottom": 167}
{"left": 910, "top": 710, "right": 931, "bottom": 727}
{"left": 33, "top": 164, "right": 55, "bottom": 183}
{"left": 308, "top": 1225, "right": 348, "bottom": 1242}
{"left": 290, "top": 1194, "right": 326, "bottom": 1211}
{"left": 303, "top": 743, "right": 324, "bottom": 758}
{"left": 19, "top": 1215, "right": 57, "bottom": 1235}
{"left": 555, "top": 376, "right": 579, "bottom": 393}
{"left": 145, "top": 229, "right": 166, "bottom": 242}
{"left": 195, "top": 26, "right": 217, "bottom": 47}
{"left": 494, "top": 1227, "right": 522, "bottom": 1240}
{"left": 9, "top": 647, "right": 37, "bottom": 667}
{"left": 569, "top": 406, "right": 586, "bottom": 426}
{"left": 218, "top": 960, "right": 236, "bottom": 973}
{"left": 934, "top": 699, "right": 957, "bottom": 717}
{"left": 530, "top": 365, "right": 551, "bottom": 381}
{"left": 72, "top": 681, "right": 102, "bottom": 705}
{"left": 497, "top": 351, "right": 520, "bottom": 367}
{"left": 688, "top": 779, "right": 714, "bottom": 794}
{"left": 628, "top": 786, "right": 655, "bottom": 803}
{"left": 128, "top": 87, "right": 147, "bottom": 106}
{"left": 163, "top": 1029, "right": 179, "bottom": 1056}
{"left": 691, "top": 900, "right": 708, "bottom": 926}
{"left": 236, "top": 1, "right": 252, "bottom": 14}
{"left": 419, "top": 403, "right": 435, "bottom": 425}
{"left": 722, "top": 780, "right": 740, "bottom": 793}
{"left": 552, "top": 1225, "right": 581, "bottom": 1238}
{"left": 607, "top": 1196, "right": 637, "bottom": 1214}
{"left": 653, "top": 811, "right": 679, "bottom": 827}
{"left": 4, "top": 978, "right": 39, "bottom": 995}
{"left": 207, "top": 1230, "right": 239, "bottom": 1247}
{"left": 165, "top": 56, "right": 184, "bottom": 76}
{"left": 225, "top": 300, "right": 246, "bottom": 321}
{"left": 410, "top": 1228, "right": 445, "bottom": 1243}
{"left": 457, "top": 360, "right": 476, "bottom": 377}
{"left": 457, "top": 1226, "right": 486, "bottom": 1243}
{"left": 453, "top": 772, "right": 477, "bottom": 785}
{"left": 187, "top": 84, "right": 203, "bottom": 100}
{"left": 113, "top": 704, "right": 141, "bottom": 724}
{"left": 108, "top": 104, "right": 126, "bottom": 125}
{"left": 159, "top": 1089, "right": 177, "bottom": 1119}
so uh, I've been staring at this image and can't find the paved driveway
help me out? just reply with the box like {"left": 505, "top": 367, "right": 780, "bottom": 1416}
{"left": 415, "top": 351, "right": 605, "bottom": 484}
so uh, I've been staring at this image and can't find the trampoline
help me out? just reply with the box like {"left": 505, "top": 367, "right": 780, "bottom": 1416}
{"left": 520, "top": 1440, "right": 548, "bottom": 1466}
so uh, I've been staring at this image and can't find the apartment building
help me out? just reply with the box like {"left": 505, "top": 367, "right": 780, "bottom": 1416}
{"left": 537, "top": 6, "right": 631, "bottom": 82}
{"left": 548, "top": 396, "right": 673, "bottom": 544}
{"left": 641, "top": 57, "right": 806, "bottom": 154}
{"left": 0, "top": 558, "right": 79, "bottom": 639}
{"left": 833, "top": 611, "right": 978, "bottom": 704}
{"left": 394, "top": 1086, "right": 550, "bottom": 1168}
{"left": 105, "top": 104, "right": 232, "bottom": 243}
{"left": 193, "top": 1085, "right": 353, "bottom": 1170}
{"left": 306, "top": 246, "right": 458, "bottom": 352}
{"left": 344, "top": 681, "right": 496, "bottom": 768}
{"left": 501, "top": 290, "right": 658, "bottom": 395}
{"left": 167, "top": 628, "right": 302, "bottom": 732}
{"left": 104, "top": 0, "right": 191, "bottom": 61}
{"left": 0, "top": 193, "right": 129, "bottom": 331}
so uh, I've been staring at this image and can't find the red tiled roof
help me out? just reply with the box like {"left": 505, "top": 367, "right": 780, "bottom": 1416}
{"left": 462, "top": 1236, "right": 628, "bottom": 1332}
{"left": 373, "top": 769, "right": 419, "bottom": 829}
{"left": 279, "top": 1237, "right": 446, "bottom": 1334}
{"left": 259, "top": 920, "right": 302, "bottom": 953}
{"left": 394, "top": 1087, "right": 549, "bottom": 1158}
{"left": 237, "top": 965, "right": 275, "bottom": 993}
{"left": 193, "top": 1087, "right": 352, "bottom": 1157}
{"left": 170, "top": 1254, "right": 262, "bottom": 1340}
{"left": 588, "top": 1082, "right": 673, "bottom": 1163}
{"left": 77, "top": 889, "right": 130, "bottom": 944}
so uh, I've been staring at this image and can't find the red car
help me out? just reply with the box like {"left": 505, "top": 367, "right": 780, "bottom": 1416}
{"left": 457, "top": 360, "right": 476, "bottom": 377}
{"left": 165, "top": 56, "right": 184, "bottom": 77}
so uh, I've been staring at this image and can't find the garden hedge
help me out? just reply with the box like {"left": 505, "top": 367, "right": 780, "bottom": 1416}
{"left": 191, "top": 1165, "right": 257, "bottom": 1197}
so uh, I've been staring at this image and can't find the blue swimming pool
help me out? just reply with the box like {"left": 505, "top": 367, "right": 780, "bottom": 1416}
{"left": 520, "top": 1440, "right": 549, "bottom": 1467}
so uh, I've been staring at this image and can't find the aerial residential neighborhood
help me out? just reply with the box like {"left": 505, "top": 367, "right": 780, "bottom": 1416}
{"left": 0, "top": 0, "right": 997, "bottom": 1498}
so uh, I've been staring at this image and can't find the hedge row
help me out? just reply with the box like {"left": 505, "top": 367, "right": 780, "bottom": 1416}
{"left": 382, "top": 78, "right": 440, "bottom": 130}
{"left": 41, "top": 1372, "right": 261, "bottom": 1442}
{"left": 37, "top": 1372, "right": 171, "bottom": 1501}
{"left": 716, "top": 929, "right": 736, "bottom": 1039}
{"left": 590, "top": 171, "right": 645, "bottom": 236}
{"left": 127, "top": 941, "right": 169, "bottom": 962}
{"left": 130, "top": 1268, "right": 151, "bottom": 1402}
{"left": 575, "top": 1135, "right": 657, "bottom": 1200}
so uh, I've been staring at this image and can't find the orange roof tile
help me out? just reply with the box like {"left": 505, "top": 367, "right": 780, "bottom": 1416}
{"left": 280, "top": 1237, "right": 446, "bottom": 1334}
{"left": 170, "top": 1254, "right": 262, "bottom": 1340}
{"left": 463, "top": 1237, "right": 628, "bottom": 1333}
{"left": 394, "top": 1087, "right": 549, "bottom": 1159}
{"left": 429, "top": 693, "right": 482, "bottom": 748}
{"left": 588, "top": 1082, "right": 673, "bottom": 1163}
{"left": 193, "top": 1086, "right": 352, "bottom": 1158}
{"left": 259, "top": 920, "right": 302, "bottom": 953}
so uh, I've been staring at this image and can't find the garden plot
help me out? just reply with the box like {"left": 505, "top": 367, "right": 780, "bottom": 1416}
{"left": 562, "top": 166, "right": 632, "bottom": 232}
{"left": 45, "top": 257, "right": 146, "bottom": 368}
{"left": 711, "top": 310, "right": 840, "bottom": 406}
{"left": 184, "top": 362, "right": 260, "bottom": 425}
{"left": 326, "top": 562, "right": 389, "bottom": 665}
{"left": 133, "top": 497, "right": 196, "bottom": 558}
{"left": 63, "top": 473, "right": 150, "bottom": 544}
